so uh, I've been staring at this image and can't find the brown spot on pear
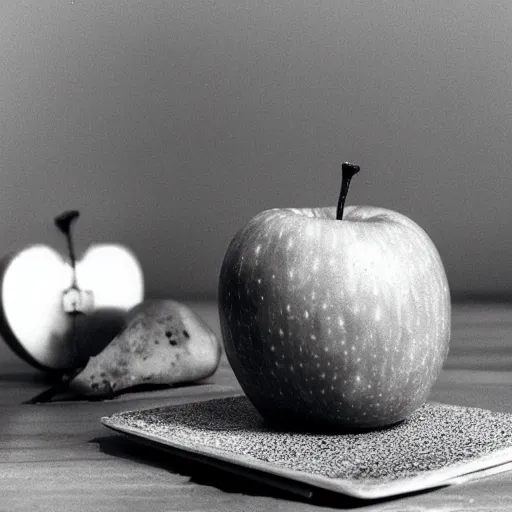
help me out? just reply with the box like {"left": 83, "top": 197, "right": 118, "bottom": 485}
{"left": 69, "top": 300, "right": 221, "bottom": 397}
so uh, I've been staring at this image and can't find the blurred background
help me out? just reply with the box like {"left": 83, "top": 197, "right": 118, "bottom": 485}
{"left": 1, "top": 0, "right": 511, "bottom": 302}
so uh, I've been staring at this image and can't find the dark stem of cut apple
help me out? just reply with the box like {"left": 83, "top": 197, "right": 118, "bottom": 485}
{"left": 54, "top": 210, "right": 80, "bottom": 286}
{"left": 336, "top": 162, "right": 360, "bottom": 220}
{"left": 54, "top": 210, "right": 83, "bottom": 373}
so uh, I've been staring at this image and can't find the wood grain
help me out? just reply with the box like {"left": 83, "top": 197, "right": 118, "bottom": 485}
{"left": 1, "top": 301, "right": 512, "bottom": 511}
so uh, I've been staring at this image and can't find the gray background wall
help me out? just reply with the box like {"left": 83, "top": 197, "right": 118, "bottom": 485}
{"left": 1, "top": 0, "right": 511, "bottom": 301}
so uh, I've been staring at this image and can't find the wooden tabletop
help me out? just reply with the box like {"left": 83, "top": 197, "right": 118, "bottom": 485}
{"left": 2, "top": 301, "right": 512, "bottom": 511}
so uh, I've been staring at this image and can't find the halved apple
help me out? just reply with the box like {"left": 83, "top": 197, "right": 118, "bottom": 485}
{"left": 0, "top": 244, "right": 144, "bottom": 372}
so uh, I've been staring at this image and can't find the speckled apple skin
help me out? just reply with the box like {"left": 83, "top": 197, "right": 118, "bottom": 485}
{"left": 218, "top": 206, "right": 451, "bottom": 432}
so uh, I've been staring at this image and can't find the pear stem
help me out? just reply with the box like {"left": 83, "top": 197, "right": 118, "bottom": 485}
{"left": 336, "top": 163, "right": 360, "bottom": 220}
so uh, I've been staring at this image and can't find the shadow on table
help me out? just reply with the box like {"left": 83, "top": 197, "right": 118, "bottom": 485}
{"left": 91, "top": 433, "right": 446, "bottom": 509}
{"left": 0, "top": 371, "right": 55, "bottom": 384}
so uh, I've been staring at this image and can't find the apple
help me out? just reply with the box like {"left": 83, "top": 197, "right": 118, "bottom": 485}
{"left": 218, "top": 163, "right": 450, "bottom": 432}
{"left": 0, "top": 211, "right": 144, "bottom": 372}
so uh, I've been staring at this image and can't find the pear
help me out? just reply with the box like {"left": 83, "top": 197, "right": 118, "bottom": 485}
{"left": 69, "top": 300, "right": 222, "bottom": 397}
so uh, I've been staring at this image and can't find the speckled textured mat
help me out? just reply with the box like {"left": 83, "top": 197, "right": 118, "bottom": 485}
{"left": 101, "top": 395, "right": 512, "bottom": 500}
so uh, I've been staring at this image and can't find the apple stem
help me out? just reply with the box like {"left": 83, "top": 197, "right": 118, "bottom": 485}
{"left": 54, "top": 210, "right": 83, "bottom": 370}
{"left": 55, "top": 210, "right": 80, "bottom": 287}
{"left": 336, "top": 163, "right": 360, "bottom": 220}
